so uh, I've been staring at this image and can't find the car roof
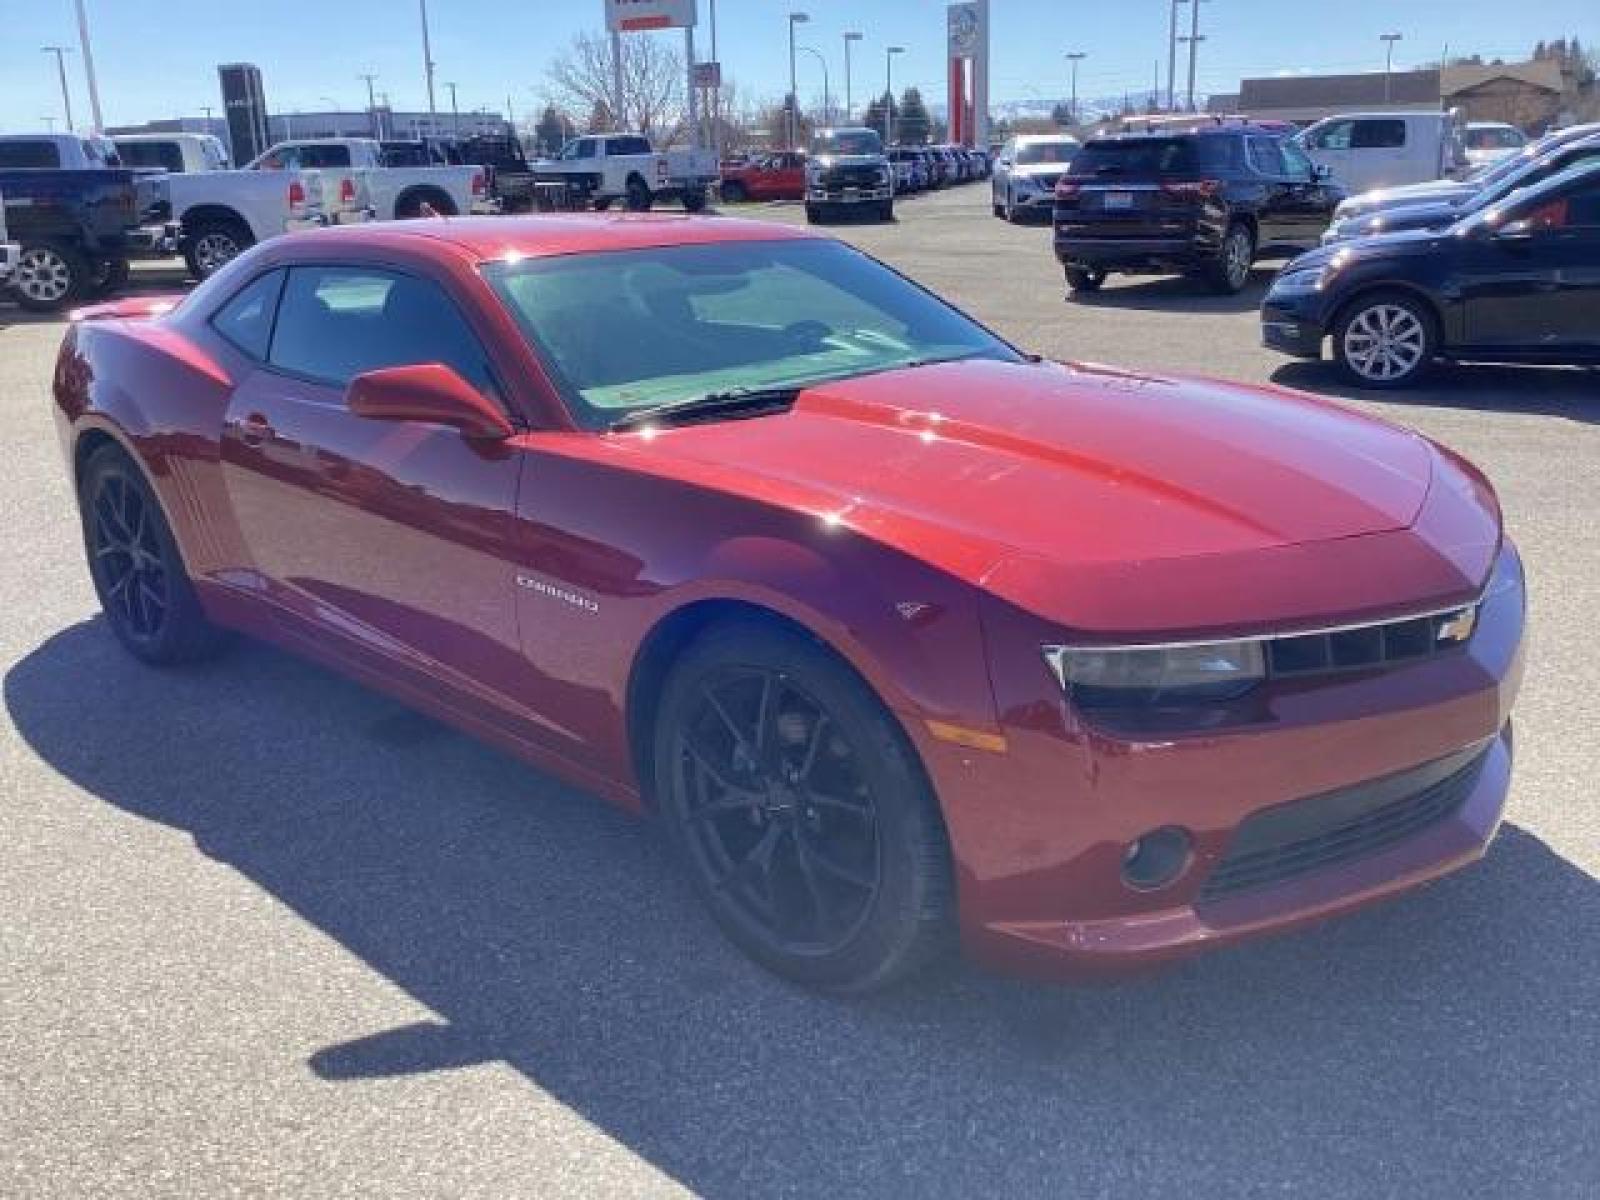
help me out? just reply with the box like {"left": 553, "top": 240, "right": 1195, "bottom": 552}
{"left": 279, "top": 213, "right": 822, "bottom": 263}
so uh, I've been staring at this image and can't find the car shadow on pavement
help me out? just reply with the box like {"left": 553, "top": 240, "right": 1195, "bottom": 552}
{"left": 1067, "top": 272, "right": 1271, "bottom": 314}
{"left": 7, "top": 621, "right": 1598, "bottom": 1198}
{"left": 1272, "top": 360, "right": 1600, "bottom": 423}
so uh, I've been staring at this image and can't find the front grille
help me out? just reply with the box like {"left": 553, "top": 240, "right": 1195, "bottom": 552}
{"left": 1199, "top": 744, "right": 1488, "bottom": 901}
{"left": 1267, "top": 606, "right": 1476, "bottom": 680}
{"left": 820, "top": 165, "right": 884, "bottom": 187}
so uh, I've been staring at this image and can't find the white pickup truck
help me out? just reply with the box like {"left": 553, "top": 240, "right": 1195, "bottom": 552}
{"left": 533, "top": 133, "right": 718, "bottom": 211}
{"left": 245, "top": 138, "right": 489, "bottom": 220}
{"left": 145, "top": 168, "right": 339, "bottom": 279}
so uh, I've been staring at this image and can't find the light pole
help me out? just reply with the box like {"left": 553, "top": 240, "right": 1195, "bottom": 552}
{"left": 1184, "top": 0, "right": 1207, "bottom": 112}
{"left": 787, "top": 12, "right": 810, "bottom": 150}
{"left": 42, "top": 46, "right": 74, "bottom": 132}
{"left": 419, "top": 0, "right": 438, "bottom": 125}
{"left": 1066, "top": 52, "right": 1086, "bottom": 126}
{"left": 885, "top": 45, "right": 905, "bottom": 145}
{"left": 359, "top": 73, "right": 380, "bottom": 138}
{"left": 1167, "top": 0, "right": 1188, "bottom": 110}
{"left": 798, "top": 46, "right": 831, "bottom": 127}
{"left": 1381, "top": 33, "right": 1404, "bottom": 102}
{"left": 73, "top": 0, "right": 103, "bottom": 130}
{"left": 446, "top": 81, "right": 461, "bottom": 138}
{"left": 843, "top": 31, "right": 863, "bottom": 122}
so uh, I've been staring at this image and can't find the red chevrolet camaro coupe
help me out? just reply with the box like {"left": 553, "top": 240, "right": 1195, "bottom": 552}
{"left": 53, "top": 215, "right": 1525, "bottom": 991}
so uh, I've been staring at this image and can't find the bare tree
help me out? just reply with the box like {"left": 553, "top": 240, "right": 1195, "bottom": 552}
{"left": 545, "top": 31, "right": 686, "bottom": 143}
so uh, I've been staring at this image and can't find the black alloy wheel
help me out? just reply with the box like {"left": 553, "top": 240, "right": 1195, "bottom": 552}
{"left": 656, "top": 622, "right": 952, "bottom": 990}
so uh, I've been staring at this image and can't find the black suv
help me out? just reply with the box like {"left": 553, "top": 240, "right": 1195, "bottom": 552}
{"left": 1052, "top": 123, "right": 1345, "bottom": 294}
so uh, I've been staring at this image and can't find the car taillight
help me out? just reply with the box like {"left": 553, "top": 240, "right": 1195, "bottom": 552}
{"left": 1160, "top": 179, "right": 1223, "bottom": 200}
{"left": 471, "top": 170, "right": 487, "bottom": 197}
{"left": 339, "top": 177, "right": 357, "bottom": 205}
{"left": 287, "top": 180, "right": 306, "bottom": 212}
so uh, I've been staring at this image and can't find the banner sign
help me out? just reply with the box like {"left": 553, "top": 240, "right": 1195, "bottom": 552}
{"left": 606, "top": 0, "right": 696, "bottom": 32}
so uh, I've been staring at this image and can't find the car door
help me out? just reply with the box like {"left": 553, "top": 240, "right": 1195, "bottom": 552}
{"left": 1460, "top": 178, "right": 1600, "bottom": 353}
{"left": 776, "top": 152, "right": 806, "bottom": 199}
{"left": 218, "top": 262, "right": 534, "bottom": 725}
{"left": 1245, "top": 136, "right": 1295, "bottom": 248}
{"left": 1299, "top": 120, "right": 1354, "bottom": 189}
{"left": 1276, "top": 137, "right": 1338, "bottom": 247}
{"left": 1348, "top": 118, "right": 1412, "bottom": 190}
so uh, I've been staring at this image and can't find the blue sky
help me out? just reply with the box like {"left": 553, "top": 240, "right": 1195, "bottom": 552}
{"left": 0, "top": 0, "right": 1588, "bottom": 129}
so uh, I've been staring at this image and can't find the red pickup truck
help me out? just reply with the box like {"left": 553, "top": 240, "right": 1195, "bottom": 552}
{"left": 719, "top": 152, "right": 806, "bottom": 203}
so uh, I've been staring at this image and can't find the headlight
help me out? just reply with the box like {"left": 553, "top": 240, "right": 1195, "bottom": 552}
{"left": 1043, "top": 640, "right": 1266, "bottom": 708}
{"left": 1270, "top": 265, "right": 1330, "bottom": 294}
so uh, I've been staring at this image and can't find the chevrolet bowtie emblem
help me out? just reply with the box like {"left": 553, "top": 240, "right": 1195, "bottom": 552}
{"left": 1436, "top": 607, "right": 1478, "bottom": 645}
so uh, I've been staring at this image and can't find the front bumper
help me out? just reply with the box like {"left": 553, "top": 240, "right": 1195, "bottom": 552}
{"left": 1054, "top": 234, "right": 1207, "bottom": 271}
{"left": 1261, "top": 296, "right": 1330, "bottom": 358}
{"left": 922, "top": 541, "right": 1525, "bottom": 983}
{"left": 808, "top": 185, "right": 893, "bottom": 205}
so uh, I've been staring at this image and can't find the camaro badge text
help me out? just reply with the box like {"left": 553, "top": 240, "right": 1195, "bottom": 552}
{"left": 515, "top": 574, "right": 600, "bottom": 613}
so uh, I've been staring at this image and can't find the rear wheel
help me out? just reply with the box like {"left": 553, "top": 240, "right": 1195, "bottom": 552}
{"left": 625, "top": 177, "right": 654, "bottom": 212}
{"left": 878, "top": 200, "right": 895, "bottom": 222}
{"left": 654, "top": 621, "right": 954, "bottom": 991}
{"left": 396, "top": 188, "right": 456, "bottom": 219}
{"left": 78, "top": 444, "right": 228, "bottom": 666}
{"left": 719, "top": 180, "right": 748, "bottom": 204}
{"left": 11, "top": 242, "right": 88, "bottom": 312}
{"left": 1333, "top": 292, "right": 1437, "bottom": 389}
{"left": 1205, "top": 222, "right": 1256, "bottom": 294}
{"left": 183, "top": 220, "right": 252, "bottom": 281}
{"left": 1064, "top": 265, "right": 1106, "bottom": 294}
{"left": 805, "top": 203, "right": 826, "bottom": 224}
{"left": 682, "top": 187, "right": 708, "bottom": 213}
{"left": 89, "top": 256, "right": 132, "bottom": 298}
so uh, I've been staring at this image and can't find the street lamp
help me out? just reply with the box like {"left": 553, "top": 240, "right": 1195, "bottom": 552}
{"left": 1183, "top": 0, "right": 1209, "bottom": 112}
{"left": 359, "top": 73, "right": 380, "bottom": 138}
{"left": 885, "top": 45, "right": 905, "bottom": 145}
{"left": 843, "top": 32, "right": 863, "bottom": 122}
{"left": 1381, "top": 33, "right": 1404, "bottom": 102}
{"left": 787, "top": 12, "right": 810, "bottom": 150}
{"left": 798, "top": 46, "right": 831, "bottom": 128}
{"left": 1167, "top": 0, "right": 1188, "bottom": 111}
{"left": 1066, "top": 52, "right": 1087, "bottom": 126}
{"left": 446, "top": 81, "right": 461, "bottom": 138}
{"left": 42, "top": 46, "right": 74, "bottom": 132}
{"left": 72, "top": 0, "right": 103, "bottom": 131}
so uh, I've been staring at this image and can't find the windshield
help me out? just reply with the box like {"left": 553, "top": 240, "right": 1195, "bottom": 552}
{"left": 1467, "top": 126, "right": 1524, "bottom": 150}
{"left": 483, "top": 239, "right": 1019, "bottom": 429}
{"left": 817, "top": 130, "right": 883, "bottom": 157}
{"left": 1016, "top": 140, "right": 1078, "bottom": 165}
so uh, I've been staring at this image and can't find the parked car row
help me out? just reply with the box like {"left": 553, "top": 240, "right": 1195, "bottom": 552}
{"left": 720, "top": 139, "right": 991, "bottom": 211}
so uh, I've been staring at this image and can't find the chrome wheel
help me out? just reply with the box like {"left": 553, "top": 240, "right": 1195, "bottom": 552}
{"left": 192, "top": 231, "right": 241, "bottom": 277}
{"left": 90, "top": 471, "right": 169, "bottom": 643}
{"left": 672, "top": 667, "right": 882, "bottom": 956}
{"left": 1224, "top": 228, "right": 1252, "bottom": 289}
{"left": 14, "top": 246, "right": 74, "bottom": 305}
{"left": 1342, "top": 303, "right": 1427, "bottom": 382}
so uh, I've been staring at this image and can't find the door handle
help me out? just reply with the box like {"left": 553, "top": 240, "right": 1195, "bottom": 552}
{"left": 237, "top": 412, "right": 275, "bottom": 447}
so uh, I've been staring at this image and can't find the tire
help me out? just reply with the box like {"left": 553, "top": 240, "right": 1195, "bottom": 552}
{"left": 992, "top": 199, "right": 1005, "bottom": 218}
{"left": 11, "top": 242, "right": 89, "bottom": 313}
{"left": 77, "top": 444, "right": 229, "bottom": 666}
{"left": 1332, "top": 291, "right": 1438, "bottom": 390}
{"left": 396, "top": 189, "right": 456, "bottom": 219}
{"left": 1204, "top": 222, "right": 1256, "bottom": 294}
{"left": 182, "top": 220, "right": 253, "bottom": 281}
{"left": 805, "top": 203, "right": 826, "bottom": 224}
{"left": 89, "top": 256, "right": 132, "bottom": 298}
{"left": 682, "top": 187, "right": 708, "bottom": 213}
{"left": 594, "top": 195, "right": 616, "bottom": 212}
{"left": 1003, "top": 187, "right": 1019, "bottom": 223}
{"left": 1064, "top": 265, "right": 1106, "bottom": 293}
{"left": 625, "top": 177, "right": 654, "bottom": 212}
{"left": 878, "top": 200, "right": 895, "bottom": 222}
{"left": 654, "top": 620, "right": 954, "bottom": 992}
{"left": 719, "top": 180, "right": 748, "bottom": 204}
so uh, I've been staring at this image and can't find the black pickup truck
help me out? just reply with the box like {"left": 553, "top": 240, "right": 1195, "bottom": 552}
{"left": 1, "top": 169, "right": 169, "bottom": 312}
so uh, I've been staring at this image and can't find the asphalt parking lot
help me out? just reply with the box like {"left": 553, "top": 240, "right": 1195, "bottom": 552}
{"left": 2, "top": 184, "right": 1597, "bottom": 1199}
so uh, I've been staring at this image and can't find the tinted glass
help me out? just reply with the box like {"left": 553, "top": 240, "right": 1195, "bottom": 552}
{"left": 298, "top": 144, "right": 351, "bottom": 168}
{"left": 1016, "top": 140, "right": 1077, "bottom": 165}
{"left": 1307, "top": 121, "right": 1353, "bottom": 150}
{"left": 1352, "top": 120, "right": 1407, "bottom": 149}
{"left": 1280, "top": 138, "right": 1315, "bottom": 179}
{"left": 269, "top": 267, "right": 495, "bottom": 393}
{"left": 609, "top": 136, "right": 652, "bottom": 155}
{"left": 483, "top": 239, "right": 1018, "bottom": 428}
{"left": 569, "top": 140, "right": 596, "bottom": 159}
{"left": 1468, "top": 127, "right": 1525, "bottom": 150}
{"left": 0, "top": 141, "right": 61, "bottom": 168}
{"left": 210, "top": 270, "right": 284, "bottom": 361}
{"left": 817, "top": 130, "right": 884, "bottom": 156}
{"left": 116, "top": 141, "right": 185, "bottom": 172}
{"left": 1069, "top": 137, "right": 1199, "bottom": 176}
{"left": 1247, "top": 137, "right": 1288, "bottom": 176}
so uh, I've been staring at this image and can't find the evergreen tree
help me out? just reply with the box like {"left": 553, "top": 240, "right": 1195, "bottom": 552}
{"left": 897, "top": 87, "right": 932, "bottom": 144}
{"left": 534, "top": 105, "right": 569, "bottom": 155}
{"left": 862, "top": 91, "right": 900, "bottom": 143}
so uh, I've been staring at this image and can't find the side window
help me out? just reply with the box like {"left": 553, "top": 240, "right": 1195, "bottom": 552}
{"left": 268, "top": 266, "right": 496, "bottom": 396}
{"left": 1530, "top": 183, "right": 1600, "bottom": 229}
{"left": 1280, "top": 139, "right": 1315, "bottom": 180}
{"left": 300, "top": 145, "right": 350, "bottom": 168}
{"left": 1308, "top": 121, "right": 1352, "bottom": 151}
{"left": 0, "top": 140, "right": 61, "bottom": 168}
{"left": 210, "top": 270, "right": 285, "bottom": 361}
{"left": 1246, "top": 138, "right": 1286, "bottom": 176}
{"left": 1352, "top": 120, "right": 1407, "bottom": 149}
{"left": 571, "top": 139, "right": 596, "bottom": 160}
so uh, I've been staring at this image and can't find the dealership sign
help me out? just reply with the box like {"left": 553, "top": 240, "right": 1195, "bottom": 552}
{"left": 606, "top": 0, "right": 697, "bottom": 32}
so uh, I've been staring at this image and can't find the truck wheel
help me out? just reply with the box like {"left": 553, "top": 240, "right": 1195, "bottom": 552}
{"left": 1064, "top": 266, "right": 1106, "bottom": 294}
{"left": 89, "top": 257, "right": 132, "bottom": 298}
{"left": 397, "top": 188, "right": 456, "bottom": 219}
{"left": 183, "top": 220, "right": 253, "bottom": 281}
{"left": 805, "top": 204, "right": 826, "bottom": 224}
{"left": 1204, "top": 222, "right": 1256, "bottom": 295}
{"left": 720, "top": 180, "right": 748, "bottom": 204}
{"left": 11, "top": 242, "right": 88, "bottom": 312}
{"left": 879, "top": 200, "right": 895, "bottom": 222}
{"left": 593, "top": 196, "right": 615, "bottom": 212}
{"left": 625, "top": 178, "right": 654, "bottom": 212}
{"left": 683, "top": 187, "right": 708, "bottom": 213}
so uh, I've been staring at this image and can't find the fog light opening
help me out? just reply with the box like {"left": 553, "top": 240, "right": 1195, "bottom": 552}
{"left": 1122, "top": 827, "right": 1194, "bottom": 891}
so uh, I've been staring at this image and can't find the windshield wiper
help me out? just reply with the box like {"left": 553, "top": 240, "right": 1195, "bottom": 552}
{"left": 609, "top": 385, "right": 802, "bottom": 432}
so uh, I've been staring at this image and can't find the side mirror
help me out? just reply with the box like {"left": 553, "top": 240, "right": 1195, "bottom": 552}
{"left": 1313, "top": 163, "right": 1332, "bottom": 181}
{"left": 346, "top": 363, "right": 514, "bottom": 440}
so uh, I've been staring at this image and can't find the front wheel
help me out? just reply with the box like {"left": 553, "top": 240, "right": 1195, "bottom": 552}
{"left": 805, "top": 203, "right": 826, "bottom": 224}
{"left": 878, "top": 200, "right": 895, "bottom": 222}
{"left": 682, "top": 187, "right": 708, "bottom": 213}
{"left": 1333, "top": 292, "right": 1437, "bottom": 389}
{"left": 78, "top": 445, "right": 229, "bottom": 665}
{"left": 655, "top": 621, "right": 954, "bottom": 991}
{"left": 719, "top": 180, "right": 748, "bottom": 205}
{"left": 1064, "top": 265, "right": 1106, "bottom": 293}
{"left": 625, "top": 178, "right": 654, "bottom": 212}
{"left": 11, "top": 242, "right": 88, "bottom": 312}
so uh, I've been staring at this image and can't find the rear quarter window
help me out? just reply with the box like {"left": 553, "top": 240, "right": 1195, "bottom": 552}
{"left": 1352, "top": 120, "right": 1407, "bottom": 149}
{"left": 116, "top": 141, "right": 185, "bottom": 172}
{"left": 0, "top": 141, "right": 61, "bottom": 168}
{"left": 608, "top": 137, "right": 652, "bottom": 156}
{"left": 210, "top": 270, "right": 285, "bottom": 361}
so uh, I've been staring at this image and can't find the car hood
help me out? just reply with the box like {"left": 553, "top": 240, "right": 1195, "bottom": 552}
{"left": 1341, "top": 181, "right": 1474, "bottom": 217}
{"left": 612, "top": 359, "right": 1497, "bottom": 635}
{"left": 1013, "top": 162, "right": 1069, "bottom": 179}
{"left": 1341, "top": 201, "right": 1464, "bottom": 239}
